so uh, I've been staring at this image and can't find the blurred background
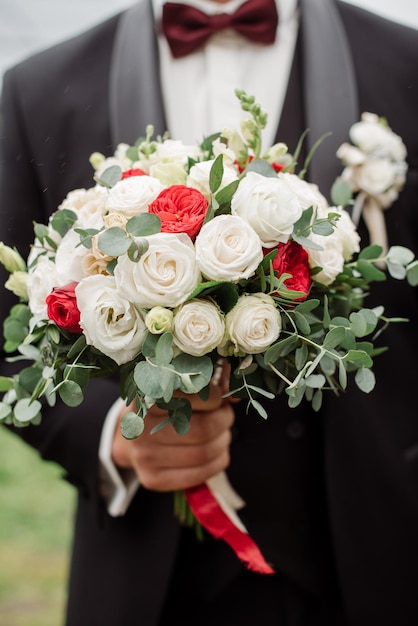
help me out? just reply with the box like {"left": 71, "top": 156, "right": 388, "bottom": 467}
{"left": 0, "top": 1, "right": 417, "bottom": 625}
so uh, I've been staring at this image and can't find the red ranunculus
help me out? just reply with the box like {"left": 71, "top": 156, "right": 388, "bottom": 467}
{"left": 45, "top": 282, "right": 82, "bottom": 333}
{"left": 268, "top": 241, "right": 311, "bottom": 301}
{"left": 148, "top": 185, "right": 208, "bottom": 239}
{"left": 121, "top": 168, "right": 147, "bottom": 179}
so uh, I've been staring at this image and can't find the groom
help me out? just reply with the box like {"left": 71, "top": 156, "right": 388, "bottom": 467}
{"left": 0, "top": 1, "right": 417, "bottom": 624}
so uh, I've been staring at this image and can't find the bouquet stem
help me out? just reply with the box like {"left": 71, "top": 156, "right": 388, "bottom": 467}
{"left": 174, "top": 490, "right": 204, "bottom": 541}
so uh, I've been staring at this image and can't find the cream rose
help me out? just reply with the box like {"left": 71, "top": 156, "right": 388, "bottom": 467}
{"left": 114, "top": 232, "right": 200, "bottom": 308}
{"left": 107, "top": 175, "right": 164, "bottom": 218}
{"left": 195, "top": 214, "right": 263, "bottom": 281}
{"left": 76, "top": 275, "right": 147, "bottom": 365}
{"left": 172, "top": 299, "right": 225, "bottom": 357}
{"left": 221, "top": 293, "right": 281, "bottom": 356}
{"left": 231, "top": 171, "right": 303, "bottom": 247}
{"left": 353, "top": 158, "right": 398, "bottom": 196}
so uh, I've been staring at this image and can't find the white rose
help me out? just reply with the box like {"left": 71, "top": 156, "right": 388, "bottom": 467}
{"left": 27, "top": 256, "right": 59, "bottom": 319}
{"left": 187, "top": 159, "right": 238, "bottom": 200}
{"left": 308, "top": 231, "right": 345, "bottom": 286}
{"left": 58, "top": 186, "right": 108, "bottom": 229}
{"left": 54, "top": 229, "right": 89, "bottom": 284}
{"left": 114, "top": 232, "right": 200, "bottom": 308}
{"left": 354, "top": 158, "right": 398, "bottom": 196}
{"left": 145, "top": 306, "right": 174, "bottom": 334}
{"left": 195, "top": 214, "right": 263, "bottom": 281}
{"left": 231, "top": 171, "right": 303, "bottom": 247}
{"left": 172, "top": 299, "right": 225, "bottom": 357}
{"left": 107, "top": 175, "right": 164, "bottom": 218}
{"left": 350, "top": 117, "right": 407, "bottom": 161}
{"left": 336, "top": 143, "right": 366, "bottom": 167}
{"left": 222, "top": 294, "right": 281, "bottom": 355}
{"left": 76, "top": 275, "right": 147, "bottom": 365}
{"left": 333, "top": 207, "right": 361, "bottom": 260}
{"left": 283, "top": 172, "right": 329, "bottom": 213}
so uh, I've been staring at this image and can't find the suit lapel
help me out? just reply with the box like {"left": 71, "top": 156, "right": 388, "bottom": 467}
{"left": 109, "top": 0, "right": 166, "bottom": 146}
{"left": 300, "top": 0, "right": 359, "bottom": 196}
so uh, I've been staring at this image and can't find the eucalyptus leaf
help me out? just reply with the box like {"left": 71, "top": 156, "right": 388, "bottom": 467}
{"left": 95, "top": 164, "right": 122, "bottom": 188}
{"left": 172, "top": 354, "right": 213, "bottom": 394}
{"left": 294, "top": 299, "right": 320, "bottom": 314}
{"left": 407, "top": 260, "right": 418, "bottom": 286}
{"left": 338, "top": 360, "right": 348, "bottom": 389}
{"left": 355, "top": 368, "right": 376, "bottom": 393}
{"left": 0, "top": 402, "right": 12, "bottom": 420}
{"left": 0, "top": 377, "right": 14, "bottom": 392}
{"left": 58, "top": 380, "right": 84, "bottom": 407}
{"left": 386, "top": 261, "right": 406, "bottom": 280}
{"left": 293, "top": 311, "right": 311, "bottom": 335}
{"left": 121, "top": 411, "right": 145, "bottom": 439}
{"left": 126, "top": 214, "right": 161, "bottom": 237}
{"left": 356, "top": 259, "right": 386, "bottom": 282}
{"left": 305, "top": 374, "right": 325, "bottom": 389}
{"left": 312, "top": 221, "right": 334, "bottom": 236}
{"left": 168, "top": 398, "right": 192, "bottom": 435}
{"left": 387, "top": 245, "right": 415, "bottom": 266}
{"left": 250, "top": 399, "right": 268, "bottom": 419}
{"left": 312, "top": 389, "right": 323, "bottom": 412}
{"left": 358, "top": 244, "right": 383, "bottom": 260}
{"left": 14, "top": 398, "right": 42, "bottom": 423}
{"left": 323, "top": 326, "right": 346, "bottom": 350}
{"left": 98, "top": 227, "right": 131, "bottom": 256}
{"left": 155, "top": 332, "right": 174, "bottom": 366}
{"left": 50, "top": 209, "right": 77, "bottom": 236}
{"left": 342, "top": 350, "right": 373, "bottom": 368}
{"left": 330, "top": 178, "right": 352, "bottom": 207}
{"left": 264, "top": 335, "right": 299, "bottom": 364}
{"left": 245, "top": 159, "right": 277, "bottom": 177}
{"left": 134, "top": 361, "right": 164, "bottom": 398}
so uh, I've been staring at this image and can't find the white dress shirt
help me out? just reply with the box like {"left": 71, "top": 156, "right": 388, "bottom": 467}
{"left": 99, "top": 0, "right": 299, "bottom": 516}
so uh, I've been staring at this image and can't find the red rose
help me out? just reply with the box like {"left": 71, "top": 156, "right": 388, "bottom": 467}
{"left": 148, "top": 185, "right": 208, "bottom": 239}
{"left": 268, "top": 241, "right": 311, "bottom": 301}
{"left": 121, "top": 168, "right": 147, "bottom": 179}
{"left": 45, "top": 282, "right": 82, "bottom": 333}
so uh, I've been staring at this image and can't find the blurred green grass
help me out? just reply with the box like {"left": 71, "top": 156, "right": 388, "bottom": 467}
{"left": 0, "top": 425, "right": 75, "bottom": 626}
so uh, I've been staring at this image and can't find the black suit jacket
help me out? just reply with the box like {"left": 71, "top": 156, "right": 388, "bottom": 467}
{"left": 0, "top": 2, "right": 417, "bottom": 625}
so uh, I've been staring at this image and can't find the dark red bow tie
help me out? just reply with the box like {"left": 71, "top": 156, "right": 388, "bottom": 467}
{"left": 161, "top": 0, "right": 279, "bottom": 59}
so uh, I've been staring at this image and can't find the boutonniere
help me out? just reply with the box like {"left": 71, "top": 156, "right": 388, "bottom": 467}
{"left": 336, "top": 112, "right": 407, "bottom": 256}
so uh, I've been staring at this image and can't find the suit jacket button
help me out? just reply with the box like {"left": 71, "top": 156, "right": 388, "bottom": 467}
{"left": 287, "top": 420, "right": 305, "bottom": 439}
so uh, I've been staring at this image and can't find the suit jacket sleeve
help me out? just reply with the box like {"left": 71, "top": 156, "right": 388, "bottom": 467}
{"left": 0, "top": 62, "right": 120, "bottom": 512}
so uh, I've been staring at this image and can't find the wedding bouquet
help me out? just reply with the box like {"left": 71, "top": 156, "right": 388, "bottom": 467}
{"left": 0, "top": 90, "right": 417, "bottom": 439}
{"left": 1, "top": 89, "right": 417, "bottom": 573}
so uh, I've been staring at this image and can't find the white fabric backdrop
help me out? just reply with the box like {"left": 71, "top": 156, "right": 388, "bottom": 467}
{"left": 0, "top": 0, "right": 417, "bottom": 85}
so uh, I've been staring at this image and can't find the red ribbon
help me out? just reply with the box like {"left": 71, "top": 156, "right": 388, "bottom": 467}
{"left": 185, "top": 483, "right": 275, "bottom": 575}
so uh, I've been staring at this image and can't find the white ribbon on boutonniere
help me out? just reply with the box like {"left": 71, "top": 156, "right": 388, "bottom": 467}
{"left": 336, "top": 113, "right": 407, "bottom": 265}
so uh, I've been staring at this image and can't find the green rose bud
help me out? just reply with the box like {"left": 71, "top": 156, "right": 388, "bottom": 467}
{"left": 5, "top": 271, "right": 29, "bottom": 300}
{"left": 145, "top": 306, "right": 174, "bottom": 334}
{"left": 0, "top": 242, "right": 26, "bottom": 273}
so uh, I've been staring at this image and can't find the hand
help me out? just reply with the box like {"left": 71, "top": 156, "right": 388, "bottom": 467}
{"left": 111, "top": 364, "right": 235, "bottom": 492}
